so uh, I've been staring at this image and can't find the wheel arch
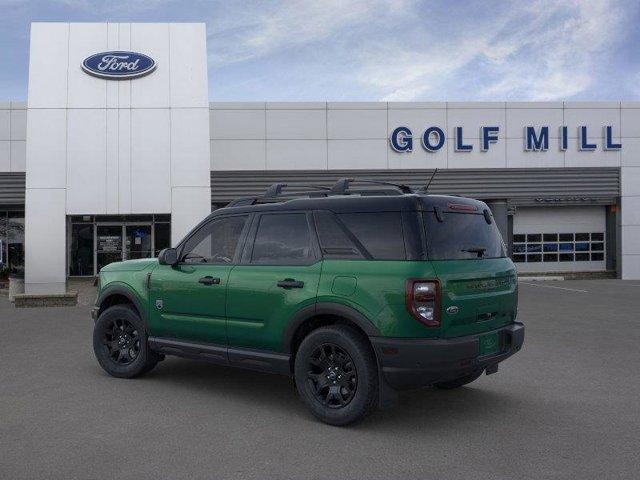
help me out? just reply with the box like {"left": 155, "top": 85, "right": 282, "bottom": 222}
{"left": 283, "top": 302, "right": 381, "bottom": 357}
{"left": 96, "top": 284, "right": 148, "bottom": 325}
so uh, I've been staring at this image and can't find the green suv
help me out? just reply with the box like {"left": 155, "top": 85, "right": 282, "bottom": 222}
{"left": 92, "top": 179, "right": 524, "bottom": 425}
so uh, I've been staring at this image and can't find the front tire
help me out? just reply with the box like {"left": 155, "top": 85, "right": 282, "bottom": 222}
{"left": 294, "top": 325, "right": 378, "bottom": 426}
{"left": 93, "top": 304, "right": 158, "bottom": 378}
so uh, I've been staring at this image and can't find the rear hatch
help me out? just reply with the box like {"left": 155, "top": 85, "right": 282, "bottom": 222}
{"left": 423, "top": 207, "right": 518, "bottom": 339}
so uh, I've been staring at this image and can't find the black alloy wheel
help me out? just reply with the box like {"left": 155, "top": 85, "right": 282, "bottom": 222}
{"left": 307, "top": 343, "right": 358, "bottom": 408}
{"left": 295, "top": 325, "right": 378, "bottom": 426}
{"left": 93, "top": 304, "right": 159, "bottom": 378}
{"left": 102, "top": 318, "right": 141, "bottom": 365}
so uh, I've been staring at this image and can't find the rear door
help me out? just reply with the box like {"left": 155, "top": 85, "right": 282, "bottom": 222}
{"left": 226, "top": 212, "right": 322, "bottom": 352}
{"left": 423, "top": 209, "right": 518, "bottom": 338}
{"left": 148, "top": 214, "right": 250, "bottom": 345}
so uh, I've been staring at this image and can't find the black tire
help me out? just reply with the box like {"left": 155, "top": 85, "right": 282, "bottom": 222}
{"left": 434, "top": 370, "right": 483, "bottom": 390}
{"left": 93, "top": 304, "right": 159, "bottom": 378}
{"left": 294, "top": 325, "right": 378, "bottom": 426}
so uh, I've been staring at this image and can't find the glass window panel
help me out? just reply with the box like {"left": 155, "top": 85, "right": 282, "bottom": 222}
{"left": 154, "top": 223, "right": 171, "bottom": 256}
{"left": 559, "top": 253, "right": 574, "bottom": 262}
{"left": 559, "top": 243, "right": 573, "bottom": 252}
{"left": 125, "top": 226, "right": 152, "bottom": 260}
{"left": 527, "top": 254, "right": 542, "bottom": 262}
{"left": 527, "top": 234, "right": 542, "bottom": 242}
{"left": 513, "top": 234, "right": 526, "bottom": 243}
{"left": 543, "top": 234, "right": 558, "bottom": 241}
{"left": 575, "top": 242, "right": 589, "bottom": 251}
{"left": 527, "top": 244, "right": 542, "bottom": 253}
{"left": 575, "top": 233, "right": 589, "bottom": 241}
{"left": 7, "top": 213, "right": 25, "bottom": 274}
{"left": 315, "top": 212, "right": 364, "bottom": 259}
{"left": 251, "top": 214, "right": 312, "bottom": 264}
{"left": 591, "top": 252, "right": 604, "bottom": 261}
{"left": 543, "top": 253, "right": 558, "bottom": 262}
{"left": 183, "top": 216, "right": 248, "bottom": 264}
{"left": 591, "top": 242, "right": 604, "bottom": 251}
{"left": 543, "top": 243, "right": 558, "bottom": 252}
{"left": 512, "top": 254, "right": 525, "bottom": 263}
{"left": 345, "top": 212, "right": 406, "bottom": 260}
{"left": 591, "top": 233, "right": 604, "bottom": 241}
{"left": 559, "top": 233, "right": 573, "bottom": 241}
{"left": 70, "top": 224, "right": 95, "bottom": 276}
{"left": 512, "top": 244, "right": 526, "bottom": 253}
{"left": 575, "top": 253, "right": 590, "bottom": 261}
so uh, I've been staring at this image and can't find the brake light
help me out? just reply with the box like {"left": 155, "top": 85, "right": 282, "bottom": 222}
{"left": 405, "top": 279, "right": 440, "bottom": 327}
{"left": 448, "top": 203, "right": 477, "bottom": 212}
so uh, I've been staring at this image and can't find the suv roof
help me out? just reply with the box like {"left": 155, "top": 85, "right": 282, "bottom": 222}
{"left": 208, "top": 178, "right": 489, "bottom": 218}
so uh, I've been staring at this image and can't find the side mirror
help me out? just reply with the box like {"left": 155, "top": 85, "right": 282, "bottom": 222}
{"left": 158, "top": 248, "right": 178, "bottom": 266}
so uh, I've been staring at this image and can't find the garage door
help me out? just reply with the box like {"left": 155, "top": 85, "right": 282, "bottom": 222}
{"left": 513, "top": 206, "right": 606, "bottom": 273}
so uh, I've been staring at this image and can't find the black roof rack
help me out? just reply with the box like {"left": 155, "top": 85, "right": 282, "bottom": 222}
{"left": 227, "top": 183, "right": 331, "bottom": 207}
{"left": 330, "top": 178, "right": 413, "bottom": 195}
{"left": 226, "top": 178, "right": 420, "bottom": 208}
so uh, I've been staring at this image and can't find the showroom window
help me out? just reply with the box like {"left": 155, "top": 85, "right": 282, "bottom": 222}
{"left": 512, "top": 233, "right": 605, "bottom": 263}
{"left": 68, "top": 214, "right": 171, "bottom": 276}
{"left": 0, "top": 211, "right": 25, "bottom": 278}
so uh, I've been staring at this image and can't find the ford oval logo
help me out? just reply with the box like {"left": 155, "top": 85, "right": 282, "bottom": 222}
{"left": 82, "top": 51, "right": 156, "bottom": 80}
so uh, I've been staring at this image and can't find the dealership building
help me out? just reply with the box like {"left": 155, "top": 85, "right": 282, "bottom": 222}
{"left": 1, "top": 22, "right": 640, "bottom": 294}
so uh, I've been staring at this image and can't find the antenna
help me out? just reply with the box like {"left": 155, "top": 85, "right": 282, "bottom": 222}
{"left": 424, "top": 168, "right": 438, "bottom": 193}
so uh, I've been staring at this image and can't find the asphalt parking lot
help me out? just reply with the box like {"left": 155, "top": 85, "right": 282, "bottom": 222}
{"left": 1, "top": 280, "right": 639, "bottom": 480}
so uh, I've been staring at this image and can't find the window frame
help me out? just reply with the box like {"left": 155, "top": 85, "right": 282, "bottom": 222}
{"left": 176, "top": 213, "right": 252, "bottom": 266}
{"left": 241, "top": 211, "right": 321, "bottom": 266}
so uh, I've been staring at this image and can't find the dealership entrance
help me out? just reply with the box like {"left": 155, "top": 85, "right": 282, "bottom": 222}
{"left": 68, "top": 215, "right": 171, "bottom": 277}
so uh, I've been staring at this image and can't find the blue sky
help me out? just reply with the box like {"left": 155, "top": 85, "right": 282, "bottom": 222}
{"left": 1, "top": 0, "right": 639, "bottom": 101}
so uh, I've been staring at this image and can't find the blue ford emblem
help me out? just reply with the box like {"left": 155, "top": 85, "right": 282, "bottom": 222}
{"left": 82, "top": 51, "right": 156, "bottom": 80}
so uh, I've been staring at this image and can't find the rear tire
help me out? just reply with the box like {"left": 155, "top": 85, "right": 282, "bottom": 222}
{"left": 294, "top": 325, "right": 378, "bottom": 426}
{"left": 93, "top": 304, "right": 159, "bottom": 378}
{"left": 434, "top": 370, "right": 483, "bottom": 390}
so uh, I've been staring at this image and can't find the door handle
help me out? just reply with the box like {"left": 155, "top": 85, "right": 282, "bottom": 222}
{"left": 198, "top": 276, "right": 220, "bottom": 286}
{"left": 277, "top": 278, "right": 304, "bottom": 289}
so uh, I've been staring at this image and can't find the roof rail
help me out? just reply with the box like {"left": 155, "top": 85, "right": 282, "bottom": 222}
{"left": 226, "top": 183, "right": 331, "bottom": 207}
{"left": 330, "top": 178, "right": 414, "bottom": 195}
{"left": 264, "top": 183, "right": 330, "bottom": 197}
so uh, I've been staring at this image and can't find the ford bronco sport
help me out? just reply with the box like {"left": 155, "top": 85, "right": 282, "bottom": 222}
{"left": 92, "top": 179, "right": 524, "bottom": 426}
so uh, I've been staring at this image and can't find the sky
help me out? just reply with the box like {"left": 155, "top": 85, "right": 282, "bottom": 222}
{"left": 0, "top": 0, "right": 639, "bottom": 102}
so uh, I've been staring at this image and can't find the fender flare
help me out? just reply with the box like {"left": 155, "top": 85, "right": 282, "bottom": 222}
{"left": 282, "top": 302, "right": 381, "bottom": 354}
{"left": 96, "top": 283, "right": 148, "bottom": 323}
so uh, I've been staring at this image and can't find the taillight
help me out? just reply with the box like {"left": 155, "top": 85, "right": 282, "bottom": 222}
{"left": 405, "top": 279, "right": 440, "bottom": 327}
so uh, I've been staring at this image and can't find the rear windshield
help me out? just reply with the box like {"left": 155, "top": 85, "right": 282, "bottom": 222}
{"left": 423, "top": 211, "right": 506, "bottom": 260}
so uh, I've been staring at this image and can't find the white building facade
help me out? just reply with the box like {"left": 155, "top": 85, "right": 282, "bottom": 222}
{"left": 0, "top": 22, "right": 639, "bottom": 294}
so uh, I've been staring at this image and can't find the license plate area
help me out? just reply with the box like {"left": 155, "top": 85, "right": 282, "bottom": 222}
{"left": 479, "top": 331, "right": 500, "bottom": 356}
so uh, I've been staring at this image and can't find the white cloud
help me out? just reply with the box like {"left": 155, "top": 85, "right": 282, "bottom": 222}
{"left": 208, "top": 0, "right": 413, "bottom": 66}
{"left": 357, "top": 0, "right": 627, "bottom": 101}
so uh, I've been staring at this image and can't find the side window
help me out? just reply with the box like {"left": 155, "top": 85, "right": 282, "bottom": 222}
{"left": 338, "top": 212, "right": 406, "bottom": 260}
{"left": 181, "top": 216, "right": 248, "bottom": 264}
{"left": 251, "top": 213, "right": 314, "bottom": 265}
{"left": 314, "top": 211, "right": 364, "bottom": 259}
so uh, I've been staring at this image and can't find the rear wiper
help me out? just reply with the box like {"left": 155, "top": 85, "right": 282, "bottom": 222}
{"left": 461, "top": 247, "right": 487, "bottom": 258}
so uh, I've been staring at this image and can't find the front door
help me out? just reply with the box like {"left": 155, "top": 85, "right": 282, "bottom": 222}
{"left": 96, "top": 225, "right": 123, "bottom": 272}
{"left": 226, "top": 212, "right": 322, "bottom": 352}
{"left": 148, "top": 214, "right": 250, "bottom": 345}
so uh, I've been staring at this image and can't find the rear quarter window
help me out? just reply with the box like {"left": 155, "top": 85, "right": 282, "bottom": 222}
{"left": 337, "top": 212, "right": 406, "bottom": 260}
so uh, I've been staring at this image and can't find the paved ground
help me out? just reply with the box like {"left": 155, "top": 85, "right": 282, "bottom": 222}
{"left": 1, "top": 280, "right": 639, "bottom": 480}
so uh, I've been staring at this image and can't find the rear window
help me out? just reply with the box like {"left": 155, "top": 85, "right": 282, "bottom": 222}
{"left": 423, "top": 212, "right": 506, "bottom": 260}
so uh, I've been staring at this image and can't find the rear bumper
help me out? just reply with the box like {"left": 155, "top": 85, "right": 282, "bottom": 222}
{"left": 371, "top": 323, "right": 524, "bottom": 390}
